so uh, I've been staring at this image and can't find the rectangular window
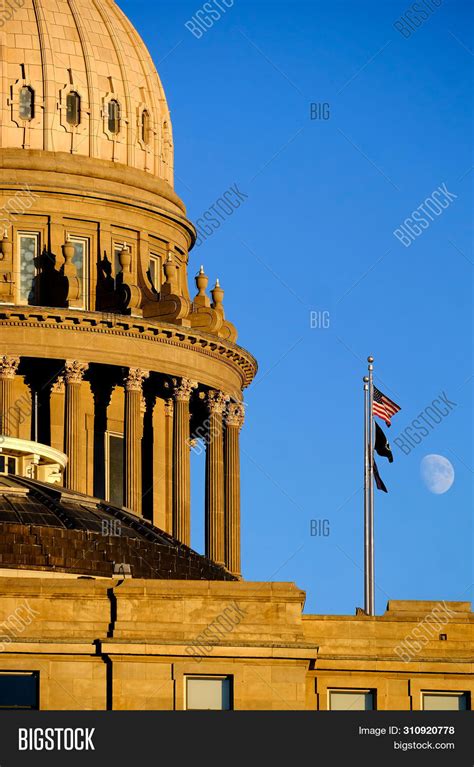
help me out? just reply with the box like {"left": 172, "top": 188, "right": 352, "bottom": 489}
{"left": 113, "top": 244, "right": 122, "bottom": 276}
{"left": 185, "top": 676, "right": 232, "bottom": 710}
{"left": 0, "top": 672, "right": 39, "bottom": 710}
{"left": 69, "top": 236, "right": 89, "bottom": 309}
{"left": 422, "top": 692, "right": 469, "bottom": 710}
{"left": 0, "top": 456, "right": 17, "bottom": 475}
{"left": 329, "top": 689, "right": 375, "bottom": 710}
{"left": 149, "top": 254, "right": 161, "bottom": 292}
{"left": 106, "top": 432, "right": 123, "bottom": 507}
{"left": 18, "top": 232, "right": 40, "bottom": 304}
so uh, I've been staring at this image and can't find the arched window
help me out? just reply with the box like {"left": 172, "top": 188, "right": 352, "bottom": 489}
{"left": 19, "top": 86, "right": 34, "bottom": 121}
{"left": 66, "top": 91, "right": 81, "bottom": 126}
{"left": 141, "top": 110, "right": 150, "bottom": 144}
{"left": 108, "top": 99, "right": 120, "bottom": 135}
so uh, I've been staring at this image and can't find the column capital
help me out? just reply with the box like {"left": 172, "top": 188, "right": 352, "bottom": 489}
{"left": 52, "top": 375, "right": 66, "bottom": 394}
{"left": 207, "top": 390, "right": 230, "bottom": 415}
{"left": 225, "top": 402, "right": 245, "bottom": 429}
{"left": 174, "top": 378, "right": 198, "bottom": 402}
{"left": 64, "top": 360, "right": 88, "bottom": 384}
{"left": 124, "top": 368, "right": 149, "bottom": 392}
{"left": 0, "top": 355, "right": 20, "bottom": 379}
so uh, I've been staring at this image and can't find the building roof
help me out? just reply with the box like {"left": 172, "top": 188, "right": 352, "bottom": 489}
{"left": 0, "top": 0, "right": 173, "bottom": 183}
{"left": 0, "top": 476, "right": 235, "bottom": 580}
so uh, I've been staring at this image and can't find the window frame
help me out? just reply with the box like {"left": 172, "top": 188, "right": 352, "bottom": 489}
{"left": 18, "top": 86, "right": 35, "bottom": 121}
{"left": 0, "top": 671, "right": 39, "bottom": 710}
{"left": 17, "top": 231, "right": 40, "bottom": 305}
{"left": 113, "top": 243, "right": 124, "bottom": 277}
{"left": 184, "top": 675, "right": 233, "bottom": 711}
{"left": 0, "top": 456, "right": 18, "bottom": 475}
{"left": 328, "top": 688, "right": 375, "bottom": 711}
{"left": 108, "top": 99, "right": 121, "bottom": 135}
{"left": 148, "top": 253, "right": 161, "bottom": 293}
{"left": 68, "top": 235, "right": 89, "bottom": 309}
{"left": 105, "top": 431, "right": 124, "bottom": 508}
{"left": 66, "top": 90, "right": 81, "bottom": 127}
{"left": 141, "top": 109, "right": 150, "bottom": 145}
{"left": 422, "top": 691, "right": 469, "bottom": 711}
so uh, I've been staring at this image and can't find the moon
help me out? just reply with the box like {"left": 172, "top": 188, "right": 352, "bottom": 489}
{"left": 421, "top": 454, "right": 455, "bottom": 495}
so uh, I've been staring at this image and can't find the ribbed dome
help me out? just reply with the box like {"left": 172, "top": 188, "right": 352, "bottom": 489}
{"left": 0, "top": 0, "right": 173, "bottom": 183}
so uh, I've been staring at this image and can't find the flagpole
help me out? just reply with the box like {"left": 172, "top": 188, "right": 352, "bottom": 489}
{"left": 363, "top": 374, "right": 370, "bottom": 615}
{"left": 367, "top": 355, "right": 375, "bottom": 616}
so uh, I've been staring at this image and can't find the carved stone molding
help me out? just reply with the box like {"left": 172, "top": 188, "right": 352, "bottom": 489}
{"left": 51, "top": 375, "right": 66, "bottom": 394}
{"left": 0, "top": 307, "right": 258, "bottom": 389}
{"left": 124, "top": 368, "right": 150, "bottom": 393}
{"left": 164, "top": 398, "right": 174, "bottom": 418}
{"left": 225, "top": 402, "right": 245, "bottom": 430}
{"left": 174, "top": 378, "right": 197, "bottom": 402}
{"left": 64, "top": 360, "right": 89, "bottom": 385}
{"left": 207, "top": 390, "right": 230, "bottom": 415}
{"left": 0, "top": 355, "right": 20, "bottom": 379}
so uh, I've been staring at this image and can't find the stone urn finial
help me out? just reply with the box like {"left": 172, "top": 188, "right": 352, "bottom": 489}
{"left": 211, "top": 277, "right": 224, "bottom": 308}
{"left": 195, "top": 264, "right": 208, "bottom": 297}
{"left": 118, "top": 242, "right": 131, "bottom": 274}
{"left": 62, "top": 234, "right": 75, "bottom": 265}
{"left": 0, "top": 230, "right": 12, "bottom": 261}
{"left": 163, "top": 251, "right": 176, "bottom": 283}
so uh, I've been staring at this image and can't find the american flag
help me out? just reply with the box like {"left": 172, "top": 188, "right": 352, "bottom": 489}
{"left": 373, "top": 386, "right": 401, "bottom": 426}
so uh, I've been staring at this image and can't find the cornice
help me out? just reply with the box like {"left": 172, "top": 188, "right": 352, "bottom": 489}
{"left": 0, "top": 306, "right": 258, "bottom": 389}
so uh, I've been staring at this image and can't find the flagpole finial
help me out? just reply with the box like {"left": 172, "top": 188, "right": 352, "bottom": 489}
{"left": 368, "top": 356, "right": 374, "bottom": 364}
{"left": 363, "top": 376, "right": 369, "bottom": 383}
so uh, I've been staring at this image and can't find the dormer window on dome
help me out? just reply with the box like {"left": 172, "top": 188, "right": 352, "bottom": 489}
{"left": 19, "top": 86, "right": 34, "bottom": 121}
{"left": 66, "top": 91, "right": 81, "bottom": 126}
{"left": 141, "top": 110, "right": 150, "bottom": 145}
{"left": 108, "top": 99, "right": 121, "bottom": 135}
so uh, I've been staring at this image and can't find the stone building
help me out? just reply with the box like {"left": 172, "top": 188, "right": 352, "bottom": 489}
{"left": 0, "top": 0, "right": 471, "bottom": 711}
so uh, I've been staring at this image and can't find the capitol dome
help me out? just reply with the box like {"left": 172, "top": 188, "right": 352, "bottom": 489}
{"left": 0, "top": 0, "right": 256, "bottom": 582}
{"left": 0, "top": 0, "right": 173, "bottom": 182}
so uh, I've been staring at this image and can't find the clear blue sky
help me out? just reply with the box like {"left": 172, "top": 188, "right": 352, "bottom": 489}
{"left": 120, "top": 0, "right": 473, "bottom": 615}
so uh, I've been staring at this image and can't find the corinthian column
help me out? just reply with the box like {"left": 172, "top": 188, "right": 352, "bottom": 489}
{"left": 0, "top": 356, "right": 20, "bottom": 436}
{"left": 164, "top": 398, "right": 174, "bottom": 534}
{"left": 64, "top": 360, "right": 88, "bottom": 491}
{"left": 124, "top": 368, "right": 149, "bottom": 515}
{"left": 205, "top": 390, "right": 229, "bottom": 565}
{"left": 224, "top": 402, "right": 245, "bottom": 576}
{"left": 172, "top": 378, "right": 197, "bottom": 545}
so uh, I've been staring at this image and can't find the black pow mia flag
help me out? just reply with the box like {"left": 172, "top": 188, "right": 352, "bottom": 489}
{"left": 375, "top": 422, "right": 393, "bottom": 463}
